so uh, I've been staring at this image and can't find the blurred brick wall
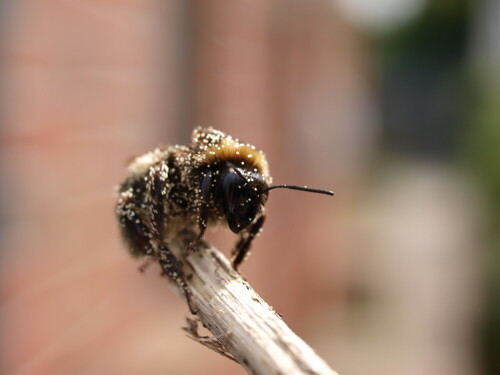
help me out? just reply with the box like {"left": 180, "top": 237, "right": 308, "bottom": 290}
{"left": 2, "top": 1, "right": 481, "bottom": 375}
{"left": 0, "top": 1, "right": 231, "bottom": 374}
{"left": 0, "top": 1, "right": 358, "bottom": 374}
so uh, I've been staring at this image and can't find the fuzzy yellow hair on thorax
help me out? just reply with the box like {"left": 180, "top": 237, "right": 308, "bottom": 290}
{"left": 193, "top": 127, "right": 270, "bottom": 180}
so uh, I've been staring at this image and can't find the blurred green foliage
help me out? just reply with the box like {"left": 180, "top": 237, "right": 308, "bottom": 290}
{"left": 465, "top": 83, "right": 500, "bottom": 375}
{"left": 377, "top": 0, "right": 500, "bottom": 373}
{"left": 378, "top": 0, "right": 471, "bottom": 158}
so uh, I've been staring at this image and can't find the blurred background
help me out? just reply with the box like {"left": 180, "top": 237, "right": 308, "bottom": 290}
{"left": 1, "top": 0, "right": 499, "bottom": 374}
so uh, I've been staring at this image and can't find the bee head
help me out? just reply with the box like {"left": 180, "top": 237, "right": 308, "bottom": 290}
{"left": 214, "top": 163, "right": 334, "bottom": 234}
{"left": 219, "top": 166, "right": 269, "bottom": 234}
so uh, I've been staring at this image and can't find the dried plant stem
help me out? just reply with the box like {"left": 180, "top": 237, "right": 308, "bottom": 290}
{"left": 167, "top": 231, "right": 338, "bottom": 375}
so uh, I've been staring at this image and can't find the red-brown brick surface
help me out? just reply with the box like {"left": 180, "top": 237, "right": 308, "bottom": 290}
{"left": 1, "top": 1, "right": 481, "bottom": 375}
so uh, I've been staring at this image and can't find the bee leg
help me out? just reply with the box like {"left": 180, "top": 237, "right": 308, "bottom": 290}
{"left": 148, "top": 168, "right": 198, "bottom": 314}
{"left": 148, "top": 169, "right": 166, "bottom": 239}
{"left": 158, "top": 244, "right": 198, "bottom": 314}
{"left": 231, "top": 215, "right": 266, "bottom": 271}
{"left": 188, "top": 171, "right": 212, "bottom": 251}
{"left": 187, "top": 204, "right": 208, "bottom": 252}
{"left": 138, "top": 259, "right": 153, "bottom": 273}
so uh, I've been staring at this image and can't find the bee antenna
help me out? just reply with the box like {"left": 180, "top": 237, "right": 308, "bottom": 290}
{"left": 260, "top": 184, "right": 334, "bottom": 196}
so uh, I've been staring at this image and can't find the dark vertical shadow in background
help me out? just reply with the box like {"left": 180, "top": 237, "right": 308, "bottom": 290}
{"left": 170, "top": 0, "right": 195, "bottom": 142}
{"left": 0, "top": 0, "right": 8, "bottom": 247}
{"left": 0, "top": 1, "right": 8, "bottom": 371}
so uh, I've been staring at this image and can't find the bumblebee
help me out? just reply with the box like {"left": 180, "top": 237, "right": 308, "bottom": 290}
{"left": 116, "top": 127, "right": 333, "bottom": 313}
